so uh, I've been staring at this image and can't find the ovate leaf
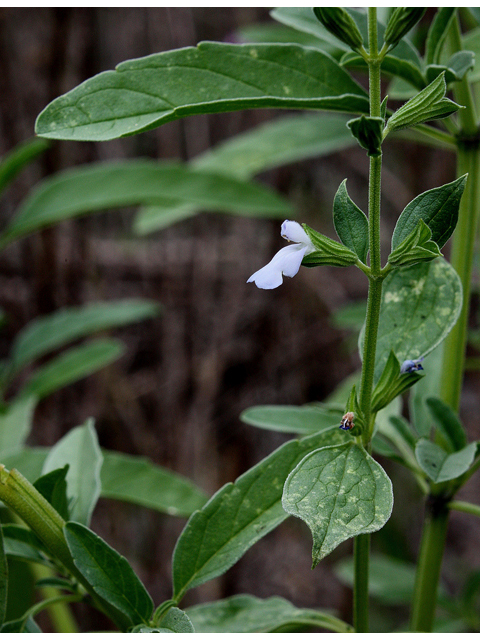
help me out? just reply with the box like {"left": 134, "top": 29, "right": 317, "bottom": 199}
{"left": 100, "top": 451, "right": 208, "bottom": 517}
{"left": 35, "top": 42, "right": 369, "bottom": 142}
{"left": 172, "top": 428, "right": 349, "bottom": 600}
{"left": 333, "top": 179, "right": 369, "bottom": 262}
{"left": 392, "top": 176, "right": 467, "bottom": 249}
{"left": 364, "top": 258, "right": 462, "bottom": 381}
{"left": 282, "top": 442, "right": 393, "bottom": 565}
{"left": 240, "top": 404, "right": 342, "bottom": 434}
{"left": 10, "top": 298, "right": 160, "bottom": 375}
{"left": 42, "top": 420, "right": 103, "bottom": 526}
{"left": 64, "top": 521, "right": 154, "bottom": 630}
{"left": 415, "top": 439, "right": 477, "bottom": 483}
{"left": 187, "top": 595, "right": 352, "bottom": 633}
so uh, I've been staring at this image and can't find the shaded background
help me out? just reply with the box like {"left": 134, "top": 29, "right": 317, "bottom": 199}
{"left": 0, "top": 6, "right": 478, "bottom": 632}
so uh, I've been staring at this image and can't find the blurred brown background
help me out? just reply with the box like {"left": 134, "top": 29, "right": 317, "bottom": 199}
{"left": 0, "top": 6, "right": 477, "bottom": 632}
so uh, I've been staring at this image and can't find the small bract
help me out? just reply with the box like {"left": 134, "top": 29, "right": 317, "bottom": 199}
{"left": 247, "top": 220, "right": 315, "bottom": 289}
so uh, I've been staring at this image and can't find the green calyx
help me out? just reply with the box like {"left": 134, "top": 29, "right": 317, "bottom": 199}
{"left": 302, "top": 224, "right": 358, "bottom": 268}
{"left": 384, "top": 8, "right": 426, "bottom": 50}
{"left": 313, "top": 7, "right": 364, "bottom": 52}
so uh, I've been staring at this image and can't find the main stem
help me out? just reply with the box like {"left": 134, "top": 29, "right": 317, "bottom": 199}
{"left": 353, "top": 8, "right": 384, "bottom": 634}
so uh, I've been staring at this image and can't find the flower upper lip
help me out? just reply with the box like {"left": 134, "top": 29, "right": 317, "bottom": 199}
{"left": 247, "top": 220, "right": 315, "bottom": 289}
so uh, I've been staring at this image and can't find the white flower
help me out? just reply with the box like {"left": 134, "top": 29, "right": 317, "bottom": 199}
{"left": 247, "top": 220, "right": 316, "bottom": 289}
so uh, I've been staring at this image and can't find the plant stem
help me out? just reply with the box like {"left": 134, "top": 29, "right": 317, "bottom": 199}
{"left": 410, "top": 498, "right": 449, "bottom": 631}
{"left": 352, "top": 8, "right": 385, "bottom": 633}
{"left": 448, "top": 500, "right": 480, "bottom": 518}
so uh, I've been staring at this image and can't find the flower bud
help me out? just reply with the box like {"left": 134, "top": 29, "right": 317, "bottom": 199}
{"left": 313, "top": 8, "right": 364, "bottom": 52}
{"left": 384, "top": 8, "right": 426, "bottom": 48}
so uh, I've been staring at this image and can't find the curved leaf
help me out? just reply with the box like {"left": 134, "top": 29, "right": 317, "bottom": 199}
{"left": 0, "top": 138, "right": 50, "bottom": 197}
{"left": 240, "top": 404, "right": 342, "bottom": 434}
{"left": 187, "top": 595, "right": 352, "bottom": 633}
{"left": 64, "top": 521, "right": 154, "bottom": 630}
{"left": 172, "top": 428, "right": 349, "bottom": 600}
{"left": 1, "top": 160, "right": 291, "bottom": 246}
{"left": 282, "top": 442, "right": 393, "bottom": 565}
{"left": 35, "top": 42, "right": 369, "bottom": 142}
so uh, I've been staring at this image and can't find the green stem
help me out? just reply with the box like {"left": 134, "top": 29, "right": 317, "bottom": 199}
{"left": 352, "top": 8, "right": 385, "bottom": 634}
{"left": 448, "top": 500, "right": 480, "bottom": 518}
{"left": 353, "top": 533, "right": 370, "bottom": 633}
{"left": 410, "top": 498, "right": 449, "bottom": 631}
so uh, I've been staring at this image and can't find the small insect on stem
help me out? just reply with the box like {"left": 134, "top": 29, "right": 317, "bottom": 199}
{"left": 400, "top": 357, "right": 424, "bottom": 373}
{"left": 340, "top": 411, "right": 355, "bottom": 431}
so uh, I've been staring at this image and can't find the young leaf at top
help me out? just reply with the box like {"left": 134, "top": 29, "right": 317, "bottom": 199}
{"left": 384, "top": 73, "right": 462, "bottom": 136}
{"left": 384, "top": 8, "right": 426, "bottom": 50}
{"left": 347, "top": 115, "right": 384, "bottom": 156}
{"left": 171, "top": 428, "right": 349, "bottom": 601}
{"left": 388, "top": 219, "right": 442, "bottom": 268}
{"left": 187, "top": 595, "right": 353, "bottom": 634}
{"left": 42, "top": 420, "right": 103, "bottom": 526}
{"left": 313, "top": 7, "right": 364, "bottom": 52}
{"left": 64, "top": 521, "right": 154, "bottom": 630}
{"left": 35, "top": 42, "right": 369, "bottom": 142}
{"left": 415, "top": 439, "right": 477, "bottom": 484}
{"left": 391, "top": 175, "right": 467, "bottom": 250}
{"left": 361, "top": 258, "right": 462, "bottom": 382}
{"left": 282, "top": 442, "right": 393, "bottom": 566}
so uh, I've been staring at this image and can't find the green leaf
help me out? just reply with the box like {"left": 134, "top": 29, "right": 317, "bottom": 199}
{"left": 100, "top": 451, "right": 208, "bottom": 517}
{"left": 42, "top": 420, "right": 103, "bottom": 526}
{"left": 33, "top": 466, "right": 70, "bottom": 521}
{"left": 415, "top": 439, "right": 477, "bottom": 483}
{"left": 0, "top": 138, "right": 50, "bottom": 197}
{"left": 156, "top": 608, "right": 194, "bottom": 633}
{"left": 171, "top": 428, "right": 349, "bottom": 600}
{"left": 385, "top": 73, "right": 462, "bottom": 135}
{"left": 238, "top": 23, "right": 338, "bottom": 52}
{"left": 388, "top": 219, "right": 442, "bottom": 267}
{"left": 135, "top": 113, "right": 355, "bottom": 235}
{"left": 10, "top": 298, "right": 160, "bottom": 375}
{"left": 20, "top": 338, "right": 125, "bottom": 400}
{"left": 426, "top": 51, "right": 476, "bottom": 84}
{"left": 64, "top": 521, "right": 154, "bottom": 630}
{"left": 347, "top": 115, "right": 384, "bottom": 156}
{"left": 302, "top": 224, "right": 358, "bottom": 267}
{"left": 239, "top": 404, "right": 342, "bottom": 434}
{"left": 371, "top": 350, "right": 424, "bottom": 412}
{"left": 425, "top": 8, "right": 456, "bottom": 65}
{"left": 2, "top": 447, "right": 48, "bottom": 483}
{"left": 35, "top": 42, "right": 369, "bottom": 142}
{"left": 425, "top": 396, "right": 467, "bottom": 451}
{"left": 333, "top": 179, "right": 369, "bottom": 263}
{"left": 283, "top": 442, "right": 393, "bottom": 565}
{"left": 312, "top": 7, "right": 364, "bottom": 51}
{"left": 334, "top": 553, "right": 417, "bottom": 605}
{"left": 2, "top": 524, "right": 49, "bottom": 566}
{"left": 0, "top": 396, "right": 37, "bottom": 455}
{"left": 366, "top": 258, "right": 462, "bottom": 382}
{"left": 392, "top": 175, "right": 467, "bottom": 250}
{"left": 1, "top": 161, "right": 291, "bottom": 247}
{"left": 186, "top": 594, "right": 352, "bottom": 633}
{"left": 0, "top": 526, "right": 7, "bottom": 628}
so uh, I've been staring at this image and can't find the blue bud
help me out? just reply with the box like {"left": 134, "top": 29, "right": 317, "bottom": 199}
{"left": 400, "top": 357, "right": 424, "bottom": 373}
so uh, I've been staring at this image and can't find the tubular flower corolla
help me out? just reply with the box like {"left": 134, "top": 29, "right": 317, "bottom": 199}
{"left": 247, "top": 220, "right": 315, "bottom": 289}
